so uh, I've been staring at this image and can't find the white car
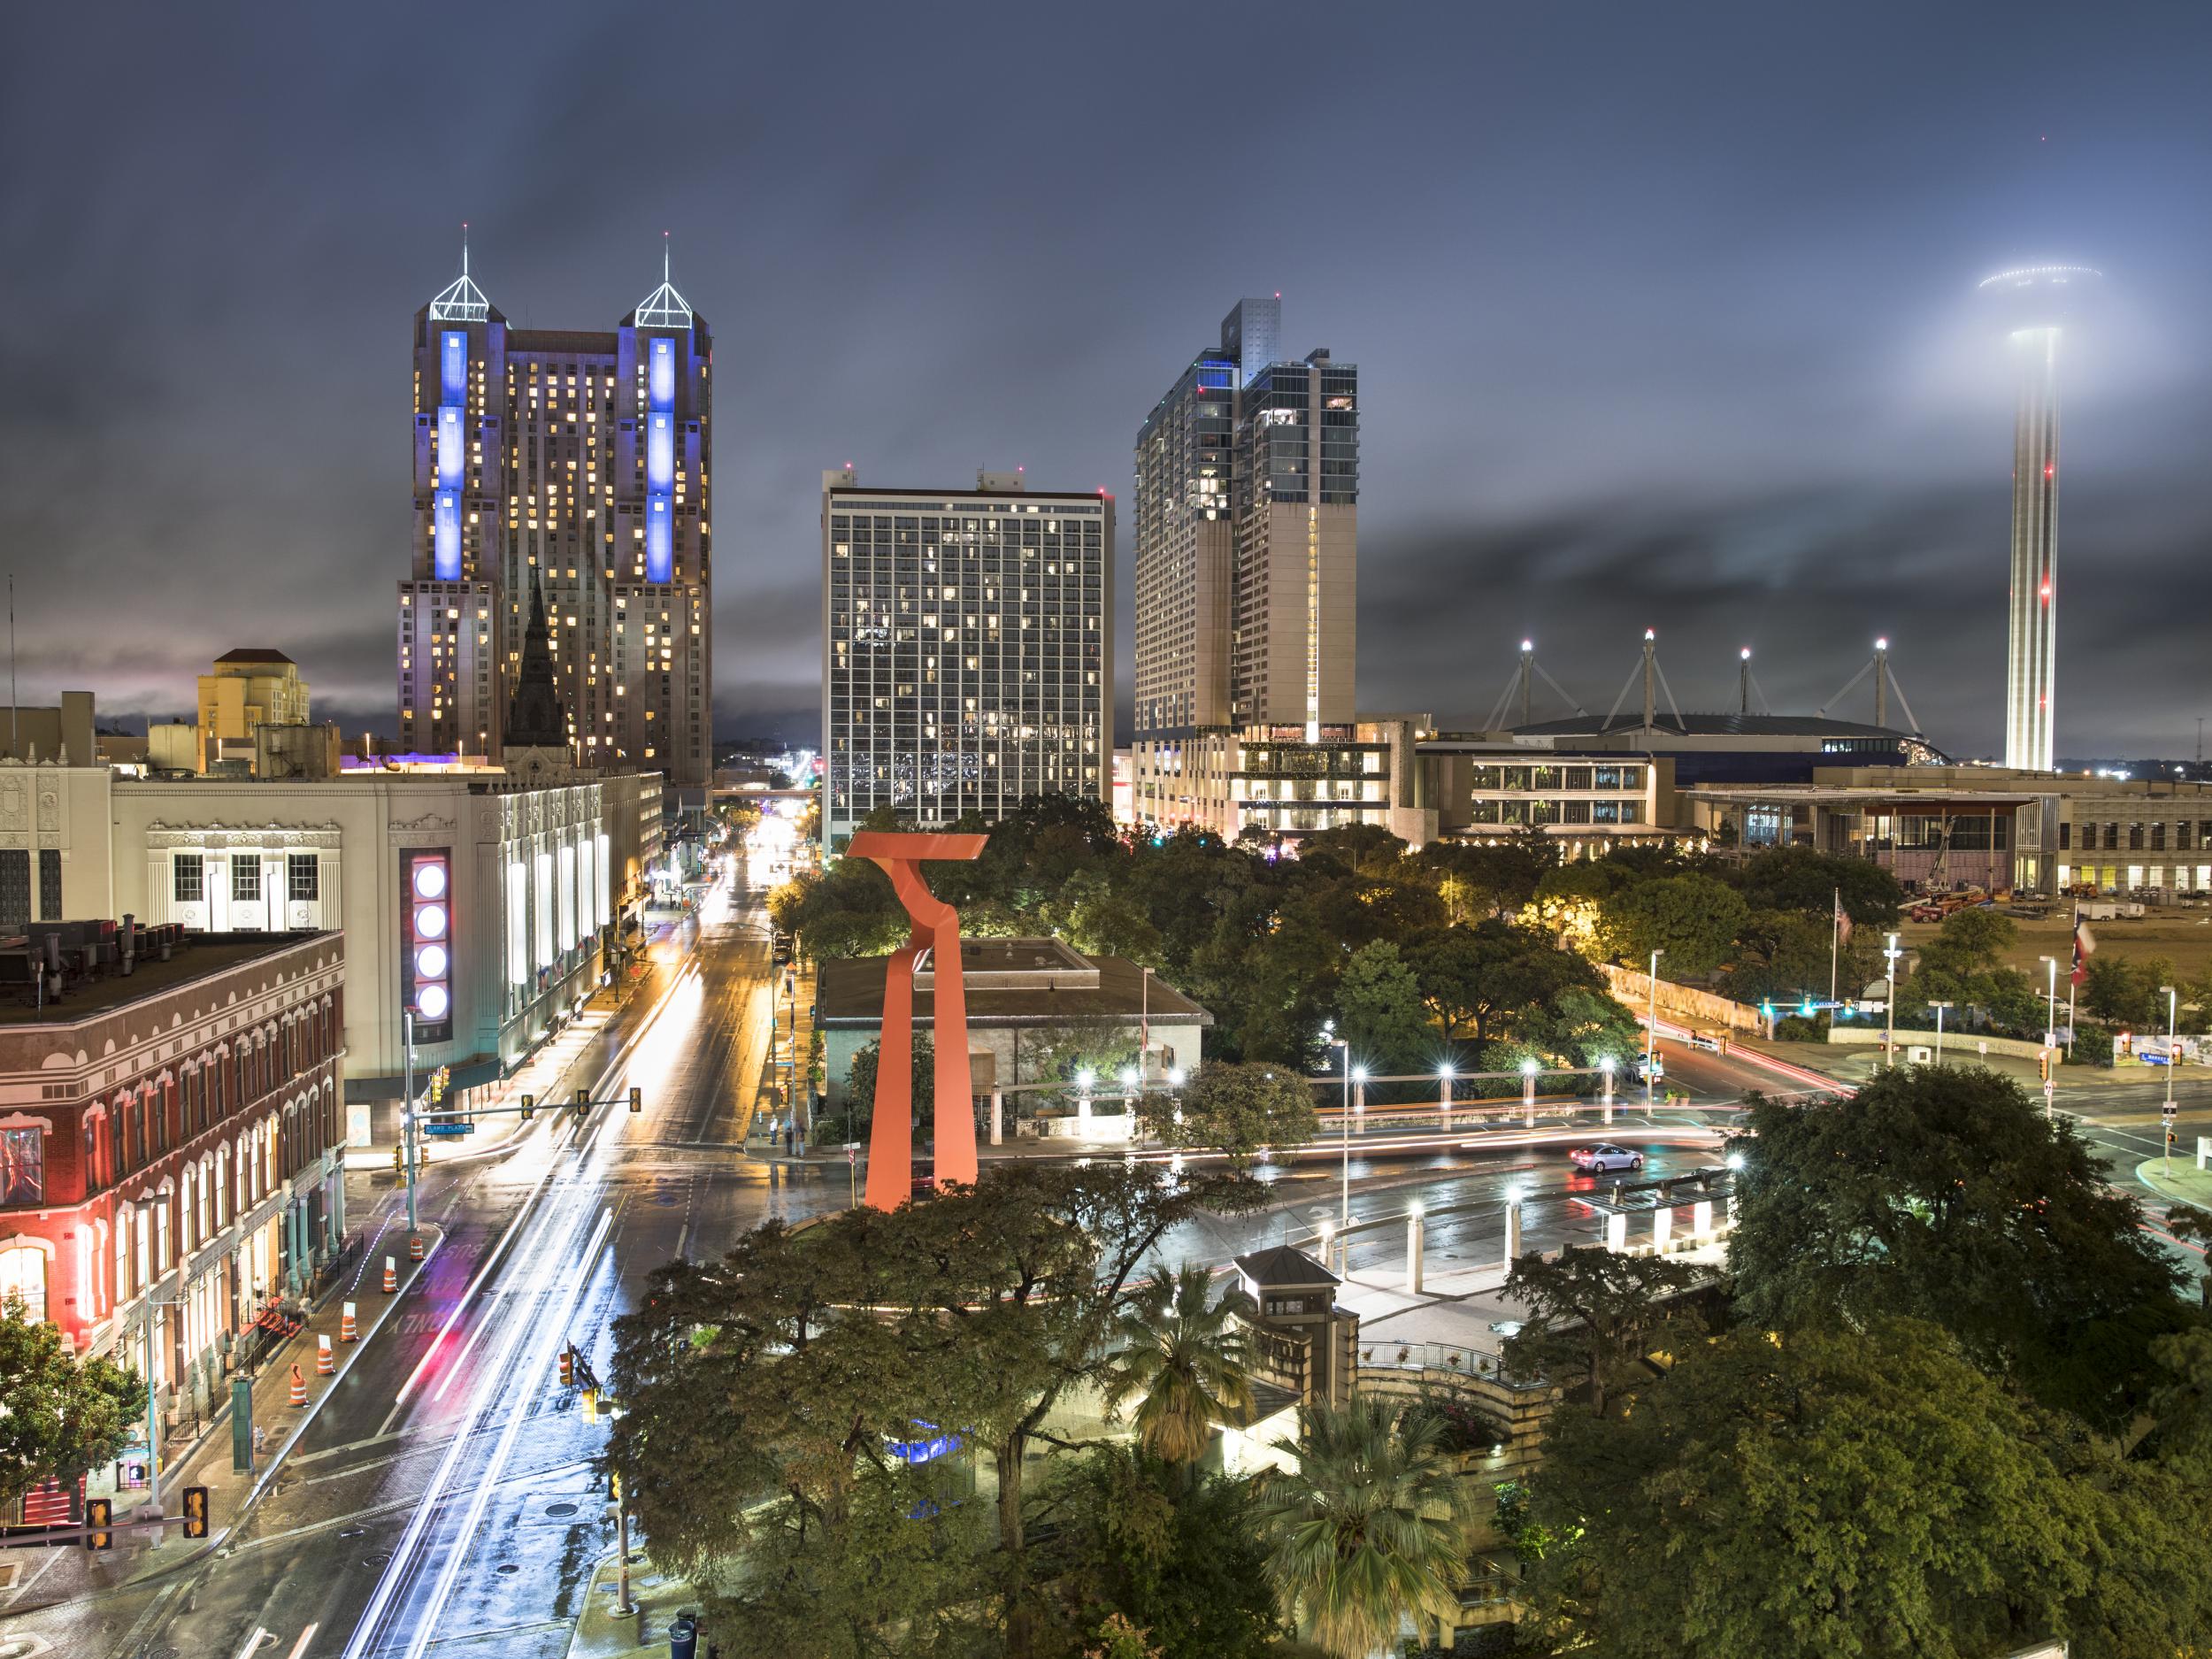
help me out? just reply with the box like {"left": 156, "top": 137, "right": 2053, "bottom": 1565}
{"left": 1570, "top": 1143, "right": 1645, "bottom": 1173}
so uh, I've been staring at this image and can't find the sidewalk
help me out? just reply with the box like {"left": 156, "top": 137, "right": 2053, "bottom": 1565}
{"left": 12, "top": 1223, "right": 446, "bottom": 1609}
{"left": 342, "top": 977, "right": 641, "bottom": 1173}
{"left": 1333, "top": 1239, "right": 1732, "bottom": 1368}
{"left": 1730, "top": 1032, "right": 2167, "bottom": 1094}
{"left": 748, "top": 954, "right": 818, "bottom": 1149}
{"left": 569, "top": 1547, "right": 704, "bottom": 1659}
{"left": 2135, "top": 1156, "right": 2212, "bottom": 1212}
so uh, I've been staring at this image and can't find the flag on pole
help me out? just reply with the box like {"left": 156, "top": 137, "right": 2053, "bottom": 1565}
{"left": 2071, "top": 911, "right": 2096, "bottom": 984}
{"left": 1833, "top": 888, "right": 1853, "bottom": 947}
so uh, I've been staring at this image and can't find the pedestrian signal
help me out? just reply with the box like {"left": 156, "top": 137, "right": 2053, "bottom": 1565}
{"left": 181, "top": 1485, "right": 210, "bottom": 1539}
{"left": 520, "top": 1093, "right": 535, "bottom": 1121}
{"left": 628, "top": 1086, "right": 642, "bottom": 1114}
{"left": 85, "top": 1498, "right": 112, "bottom": 1550}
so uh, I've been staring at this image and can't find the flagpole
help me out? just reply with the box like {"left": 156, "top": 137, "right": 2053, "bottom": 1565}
{"left": 2067, "top": 904, "right": 2079, "bottom": 1057}
{"left": 1829, "top": 886, "right": 1839, "bottom": 1009}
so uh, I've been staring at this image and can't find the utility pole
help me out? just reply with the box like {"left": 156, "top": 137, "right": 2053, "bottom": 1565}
{"left": 402, "top": 1010, "right": 419, "bottom": 1233}
{"left": 143, "top": 1312, "right": 161, "bottom": 1510}
{"left": 1927, "top": 1002, "right": 1952, "bottom": 1066}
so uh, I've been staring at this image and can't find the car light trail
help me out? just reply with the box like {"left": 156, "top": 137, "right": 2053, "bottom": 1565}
{"left": 399, "top": 1216, "right": 615, "bottom": 1659}
{"left": 343, "top": 1167, "right": 615, "bottom": 1656}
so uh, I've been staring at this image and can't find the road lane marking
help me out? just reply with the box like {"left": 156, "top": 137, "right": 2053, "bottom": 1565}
{"left": 398, "top": 1218, "right": 615, "bottom": 1659}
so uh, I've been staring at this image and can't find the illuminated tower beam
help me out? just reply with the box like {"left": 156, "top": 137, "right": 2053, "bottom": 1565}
{"left": 1982, "top": 265, "right": 2099, "bottom": 772}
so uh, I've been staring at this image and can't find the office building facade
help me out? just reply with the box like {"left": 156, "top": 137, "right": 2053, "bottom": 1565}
{"left": 820, "top": 470, "right": 1111, "bottom": 851}
{"left": 396, "top": 242, "right": 712, "bottom": 787}
{"left": 1132, "top": 299, "right": 1362, "bottom": 839}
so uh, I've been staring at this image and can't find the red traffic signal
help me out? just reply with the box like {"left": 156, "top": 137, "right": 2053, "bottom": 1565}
{"left": 558, "top": 1345, "right": 575, "bottom": 1388}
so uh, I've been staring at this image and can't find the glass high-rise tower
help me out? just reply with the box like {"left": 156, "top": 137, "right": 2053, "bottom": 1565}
{"left": 396, "top": 239, "right": 713, "bottom": 787}
{"left": 1132, "top": 299, "right": 1366, "bottom": 837}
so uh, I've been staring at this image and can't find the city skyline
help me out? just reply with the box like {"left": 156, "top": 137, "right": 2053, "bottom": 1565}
{"left": 8, "top": 4, "right": 2212, "bottom": 762}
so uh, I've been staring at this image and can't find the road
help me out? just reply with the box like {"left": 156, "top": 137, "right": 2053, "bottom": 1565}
{"left": 13, "top": 897, "right": 2203, "bottom": 1657}
{"left": 12, "top": 854, "right": 852, "bottom": 1659}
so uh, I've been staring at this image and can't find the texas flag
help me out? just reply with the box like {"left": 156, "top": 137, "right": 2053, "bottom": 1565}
{"left": 2071, "top": 912, "right": 2096, "bottom": 984}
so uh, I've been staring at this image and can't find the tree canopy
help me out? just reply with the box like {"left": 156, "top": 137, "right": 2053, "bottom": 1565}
{"left": 1135, "top": 1062, "right": 1319, "bottom": 1162}
{"left": 0, "top": 1304, "right": 143, "bottom": 1503}
{"left": 1519, "top": 1317, "right": 2212, "bottom": 1659}
{"left": 607, "top": 1163, "right": 1264, "bottom": 1655}
{"left": 1728, "top": 1066, "right": 2191, "bottom": 1426}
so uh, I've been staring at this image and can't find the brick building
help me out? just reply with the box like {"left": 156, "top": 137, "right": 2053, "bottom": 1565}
{"left": 0, "top": 925, "right": 346, "bottom": 1490}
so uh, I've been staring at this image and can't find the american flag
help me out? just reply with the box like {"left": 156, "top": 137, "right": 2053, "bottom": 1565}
{"left": 1833, "top": 888, "right": 1852, "bottom": 946}
{"left": 2071, "top": 911, "right": 2096, "bottom": 985}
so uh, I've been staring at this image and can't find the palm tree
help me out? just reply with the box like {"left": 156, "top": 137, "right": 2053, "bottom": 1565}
{"left": 1097, "top": 1263, "right": 1256, "bottom": 1464}
{"left": 1254, "top": 1396, "right": 1476, "bottom": 1659}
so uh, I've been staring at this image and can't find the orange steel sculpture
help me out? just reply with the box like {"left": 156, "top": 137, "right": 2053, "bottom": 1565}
{"left": 849, "top": 830, "right": 989, "bottom": 1209}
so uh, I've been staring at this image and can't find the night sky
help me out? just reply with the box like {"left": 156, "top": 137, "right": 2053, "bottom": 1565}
{"left": 6, "top": 2, "right": 2211, "bottom": 762}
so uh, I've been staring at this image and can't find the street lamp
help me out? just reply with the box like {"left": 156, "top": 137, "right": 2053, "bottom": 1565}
{"left": 1075, "top": 1067, "right": 1094, "bottom": 1128}
{"left": 1598, "top": 1054, "right": 1617, "bottom": 1124}
{"left": 1882, "top": 933, "right": 1902, "bottom": 1068}
{"left": 1520, "top": 1055, "right": 1539, "bottom": 1126}
{"left": 1927, "top": 1001, "right": 1953, "bottom": 1067}
{"left": 1646, "top": 949, "right": 1663, "bottom": 1104}
{"left": 1324, "top": 1036, "right": 1354, "bottom": 1241}
{"left": 2162, "top": 983, "right": 2177, "bottom": 1171}
{"left": 1438, "top": 1061, "right": 1455, "bottom": 1125}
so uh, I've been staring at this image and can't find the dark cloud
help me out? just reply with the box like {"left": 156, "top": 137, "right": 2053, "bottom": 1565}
{"left": 4, "top": 2, "right": 2211, "bottom": 764}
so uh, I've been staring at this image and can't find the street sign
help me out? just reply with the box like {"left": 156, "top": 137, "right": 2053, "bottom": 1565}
{"left": 422, "top": 1120, "right": 471, "bottom": 1137}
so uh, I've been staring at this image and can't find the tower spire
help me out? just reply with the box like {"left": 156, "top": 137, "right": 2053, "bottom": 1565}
{"left": 632, "top": 231, "right": 695, "bottom": 330}
{"left": 427, "top": 222, "right": 493, "bottom": 323}
{"left": 504, "top": 573, "right": 571, "bottom": 753}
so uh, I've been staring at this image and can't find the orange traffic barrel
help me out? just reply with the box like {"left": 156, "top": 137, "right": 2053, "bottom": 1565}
{"left": 316, "top": 1334, "right": 335, "bottom": 1377}
{"left": 288, "top": 1364, "right": 308, "bottom": 1408}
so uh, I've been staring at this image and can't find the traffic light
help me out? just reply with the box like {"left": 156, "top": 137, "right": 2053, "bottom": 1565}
{"left": 558, "top": 1345, "right": 575, "bottom": 1387}
{"left": 574, "top": 1087, "right": 589, "bottom": 1117}
{"left": 84, "top": 1498, "right": 112, "bottom": 1550}
{"left": 582, "top": 1386, "right": 600, "bottom": 1424}
{"left": 520, "top": 1093, "right": 535, "bottom": 1121}
{"left": 181, "top": 1486, "right": 209, "bottom": 1539}
{"left": 628, "top": 1086, "right": 642, "bottom": 1114}
{"left": 393, "top": 1143, "right": 404, "bottom": 1176}
{"left": 2039, "top": 1049, "right": 2053, "bottom": 1083}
